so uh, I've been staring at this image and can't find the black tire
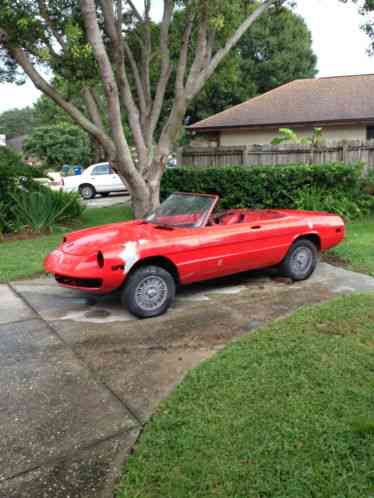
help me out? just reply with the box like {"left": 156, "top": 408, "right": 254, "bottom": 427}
{"left": 279, "top": 239, "right": 319, "bottom": 281}
{"left": 122, "top": 265, "right": 176, "bottom": 318}
{"left": 79, "top": 184, "right": 96, "bottom": 200}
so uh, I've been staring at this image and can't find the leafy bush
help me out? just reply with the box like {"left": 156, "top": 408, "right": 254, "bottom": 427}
{"left": 161, "top": 163, "right": 372, "bottom": 219}
{"left": 8, "top": 188, "right": 84, "bottom": 233}
{"left": 0, "top": 147, "right": 42, "bottom": 234}
{"left": 6, "top": 188, "right": 83, "bottom": 234}
{"left": 294, "top": 186, "right": 374, "bottom": 220}
{"left": 0, "top": 148, "right": 83, "bottom": 234}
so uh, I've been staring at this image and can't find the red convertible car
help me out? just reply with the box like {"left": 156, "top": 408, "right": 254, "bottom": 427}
{"left": 45, "top": 192, "right": 345, "bottom": 318}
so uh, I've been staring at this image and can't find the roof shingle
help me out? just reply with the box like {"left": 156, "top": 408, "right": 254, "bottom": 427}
{"left": 189, "top": 74, "right": 374, "bottom": 131}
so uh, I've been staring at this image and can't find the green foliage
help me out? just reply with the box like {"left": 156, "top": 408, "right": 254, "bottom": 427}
{"left": 271, "top": 127, "right": 324, "bottom": 145}
{"left": 24, "top": 123, "right": 91, "bottom": 169}
{"left": 353, "top": 0, "right": 374, "bottom": 55}
{"left": 0, "top": 147, "right": 41, "bottom": 233}
{"left": 0, "top": 106, "right": 36, "bottom": 139}
{"left": 8, "top": 188, "right": 84, "bottom": 233}
{"left": 294, "top": 186, "right": 374, "bottom": 220}
{"left": 126, "top": 4, "right": 317, "bottom": 133}
{"left": 0, "top": 145, "right": 38, "bottom": 176}
{"left": 32, "top": 93, "right": 75, "bottom": 128}
{"left": 328, "top": 217, "right": 374, "bottom": 277}
{"left": 161, "top": 163, "right": 371, "bottom": 219}
{"left": 0, "top": 147, "right": 83, "bottom": 234}
{"left": 117, "top": 293, "right": 374, "bottom": 498}
{"left": 186, "top": 6, "right": 317, "bottom": 123}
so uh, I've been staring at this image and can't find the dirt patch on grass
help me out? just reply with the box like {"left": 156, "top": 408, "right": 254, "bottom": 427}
{"left": 0, "top": 228, "right": 53, "bottom": 243}
{"left": 322, "top": 252, "right": 350, "bottom": 270}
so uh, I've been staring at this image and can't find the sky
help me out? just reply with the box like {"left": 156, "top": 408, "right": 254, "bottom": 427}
{"left": 0, "top": 0, "right": 373, "bottom": 114}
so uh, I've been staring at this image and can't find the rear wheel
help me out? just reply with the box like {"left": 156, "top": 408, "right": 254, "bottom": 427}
{"left": 122, "top": 265, "right": 176, "bottom": 318}
{"left": 279, "top": 239, "right": 318, "bottom": 281}
{"left": 79, "top": 184, "right": 96, "bottom": 200}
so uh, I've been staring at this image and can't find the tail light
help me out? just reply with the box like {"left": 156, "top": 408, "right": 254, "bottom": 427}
{"left": 50, "top": 178, "right": 64, "bottom": 187}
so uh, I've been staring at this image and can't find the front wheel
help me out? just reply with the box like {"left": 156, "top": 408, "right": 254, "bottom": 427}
{"left": 122, "top": 265, "right": 176, "bottom": 318}
{"left": 279, "top": 239, "right": 319, "bottom": 281}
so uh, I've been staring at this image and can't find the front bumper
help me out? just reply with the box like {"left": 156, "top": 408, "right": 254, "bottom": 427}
{"left": 44, "top": 249, "right": 126, "bottom": 293}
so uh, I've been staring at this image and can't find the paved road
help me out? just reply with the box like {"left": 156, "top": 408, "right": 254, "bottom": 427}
{"left": 1, "top": 263, "right": 374, "bottom": 497}
{"left": 83, "top": 193, "right": 130, "bottom": 208}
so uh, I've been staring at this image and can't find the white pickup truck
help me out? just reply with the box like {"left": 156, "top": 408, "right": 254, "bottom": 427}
{"left": 63, "top": 162, "right": 128, "bottom": 199}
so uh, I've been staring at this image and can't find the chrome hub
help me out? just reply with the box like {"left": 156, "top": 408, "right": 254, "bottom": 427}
{"left": 135, "top": 276, "right": 168, "bottom": 311}
{"left": 290, "top": 247, "right": 313, "bottom": 275}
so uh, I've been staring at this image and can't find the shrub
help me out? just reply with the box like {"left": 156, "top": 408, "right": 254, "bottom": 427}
{"left": 161, "top": 163, "right": 371, "bottom": 219}
{"left": 0, "top": 147, "right": 42, "bottom": 234}
{"left": 294, "top": 186, "right": 374, "bottom": 220}
{"left": 0, "top": 148, "right": 83, "bottom": 234}
{"left": 4, "top": 187, "right": 84, "bottom": 234}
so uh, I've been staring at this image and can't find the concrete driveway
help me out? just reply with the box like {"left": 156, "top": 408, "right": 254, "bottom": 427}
{"left": 1, "top": 263, "right": 374, "bottom": 498}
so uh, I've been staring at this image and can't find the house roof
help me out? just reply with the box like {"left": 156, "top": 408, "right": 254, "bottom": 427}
{"left": 189, "top": 74, "right": 374, "bottom": 132}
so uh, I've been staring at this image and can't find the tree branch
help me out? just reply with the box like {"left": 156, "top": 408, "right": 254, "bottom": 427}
{"left": 126, "top": 0, "right": 143, "bottom": 22}
{"left": 123, "top": 39, "right": 147, "bottom": 116}
{"left": 187, "top": 0, "right": 284, "bottom": 99}
{"left": 147, "top": 0, "right": 174, "bottom": 146}
{"left": 185, "top": 1, "right": 210, "bottom": 94}
{"left": 80, "top": 0, "right": 142, "bottom": 183}
{"left": 37, "top": 0, "right": 66, "bottom": 50}
{"left": 100, "top": 0, "right": 148, "bottom": 167}
{"left": 82, "top": 87, "right": 105, "bottom": 132}
{"left": 6, "top": 44, "right": 115, "bottom": 157}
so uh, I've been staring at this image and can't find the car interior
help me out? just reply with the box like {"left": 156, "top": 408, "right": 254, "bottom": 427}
{"left": 208, "top": 209, "right": 286, "bottom": 226}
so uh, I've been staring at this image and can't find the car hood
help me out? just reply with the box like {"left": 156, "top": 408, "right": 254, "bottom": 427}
{"left": 61, "top": 220, "right": 173, "bottom": 256}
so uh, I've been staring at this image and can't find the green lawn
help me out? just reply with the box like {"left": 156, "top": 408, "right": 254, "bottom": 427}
{"left": 328, "top": 217, "right": 374, "bottom": 276}
{"left": 0, "top": 205, "right": 132, "bottom": 282}
{"left": 117, "top": 293, "right": 374, "bottom": 498}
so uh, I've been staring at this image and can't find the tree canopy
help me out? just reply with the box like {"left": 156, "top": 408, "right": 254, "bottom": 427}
{"left": 187, "top": 6, "right": 317, "bottom": 123}
{"left": 0, "top": 106, "right": 36, "bottom": 139}
{"left": 24, "top": 123, "right": 91, "bottom": 169}
{"left": 0, "top": 0, "right": 289, "bottom": 215}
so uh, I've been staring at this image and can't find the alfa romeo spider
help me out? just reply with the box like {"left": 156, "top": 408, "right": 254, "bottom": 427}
{"left": 44, "top": 192, "right": 345, "bottom": 318}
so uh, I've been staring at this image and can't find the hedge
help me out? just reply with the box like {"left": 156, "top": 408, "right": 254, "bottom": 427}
{"left": 161, "top": 163, "right": 363, "bottom": 210}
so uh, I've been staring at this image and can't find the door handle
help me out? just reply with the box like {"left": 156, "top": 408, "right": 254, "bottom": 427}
{"left": 251, "top": 225, "right": 261, "bottom": 230}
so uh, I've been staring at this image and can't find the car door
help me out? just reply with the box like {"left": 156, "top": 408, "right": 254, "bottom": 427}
{"left": 110, "top": 168, "right": 128, "bottom": 192}
{"left": 196, "top": 215, "right": 294, "bottom": 280}
{"left": 89, "top": 164, "right": 113, "bottom": 192}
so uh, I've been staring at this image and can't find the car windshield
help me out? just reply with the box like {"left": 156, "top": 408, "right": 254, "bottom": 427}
{"left": 144, "top": 193, "right": 217, "bottom": 228}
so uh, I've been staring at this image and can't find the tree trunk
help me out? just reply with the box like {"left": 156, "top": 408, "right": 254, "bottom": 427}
{"left": 125, "top": 152, "right": 166, "bottom": 218}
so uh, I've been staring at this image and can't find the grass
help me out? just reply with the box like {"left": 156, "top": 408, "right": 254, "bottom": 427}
{"left": 117, "top": 293, "right": 374, "bottom": 498}
{"left": 0, "top": 205, "right": 133, "bottom": 282}
{"left": 328, "top": 217, "right": 374, "bottom": 276}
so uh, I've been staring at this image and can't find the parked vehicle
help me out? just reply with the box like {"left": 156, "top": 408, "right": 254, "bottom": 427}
{"left": 45, "top": 192, "right": 345, "bottom": 319}
{"left": 63, "top": 162, "right": 128, "bottom": 199}
{"left": 35, "top": 172, "right": 64, "bottom": 191}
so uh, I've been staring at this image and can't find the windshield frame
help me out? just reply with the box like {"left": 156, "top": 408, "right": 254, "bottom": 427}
{"left": 144, "top": 192, "right": 219, "bottom": 228}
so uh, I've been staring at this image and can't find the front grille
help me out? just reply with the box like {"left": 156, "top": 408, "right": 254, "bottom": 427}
{"left": 55, "top": 274, "right": 102, "bottom": 289}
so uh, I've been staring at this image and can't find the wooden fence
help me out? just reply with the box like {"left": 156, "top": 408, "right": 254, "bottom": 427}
{"left": 180, "top": 140, "right": 374, "bottom": 173}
